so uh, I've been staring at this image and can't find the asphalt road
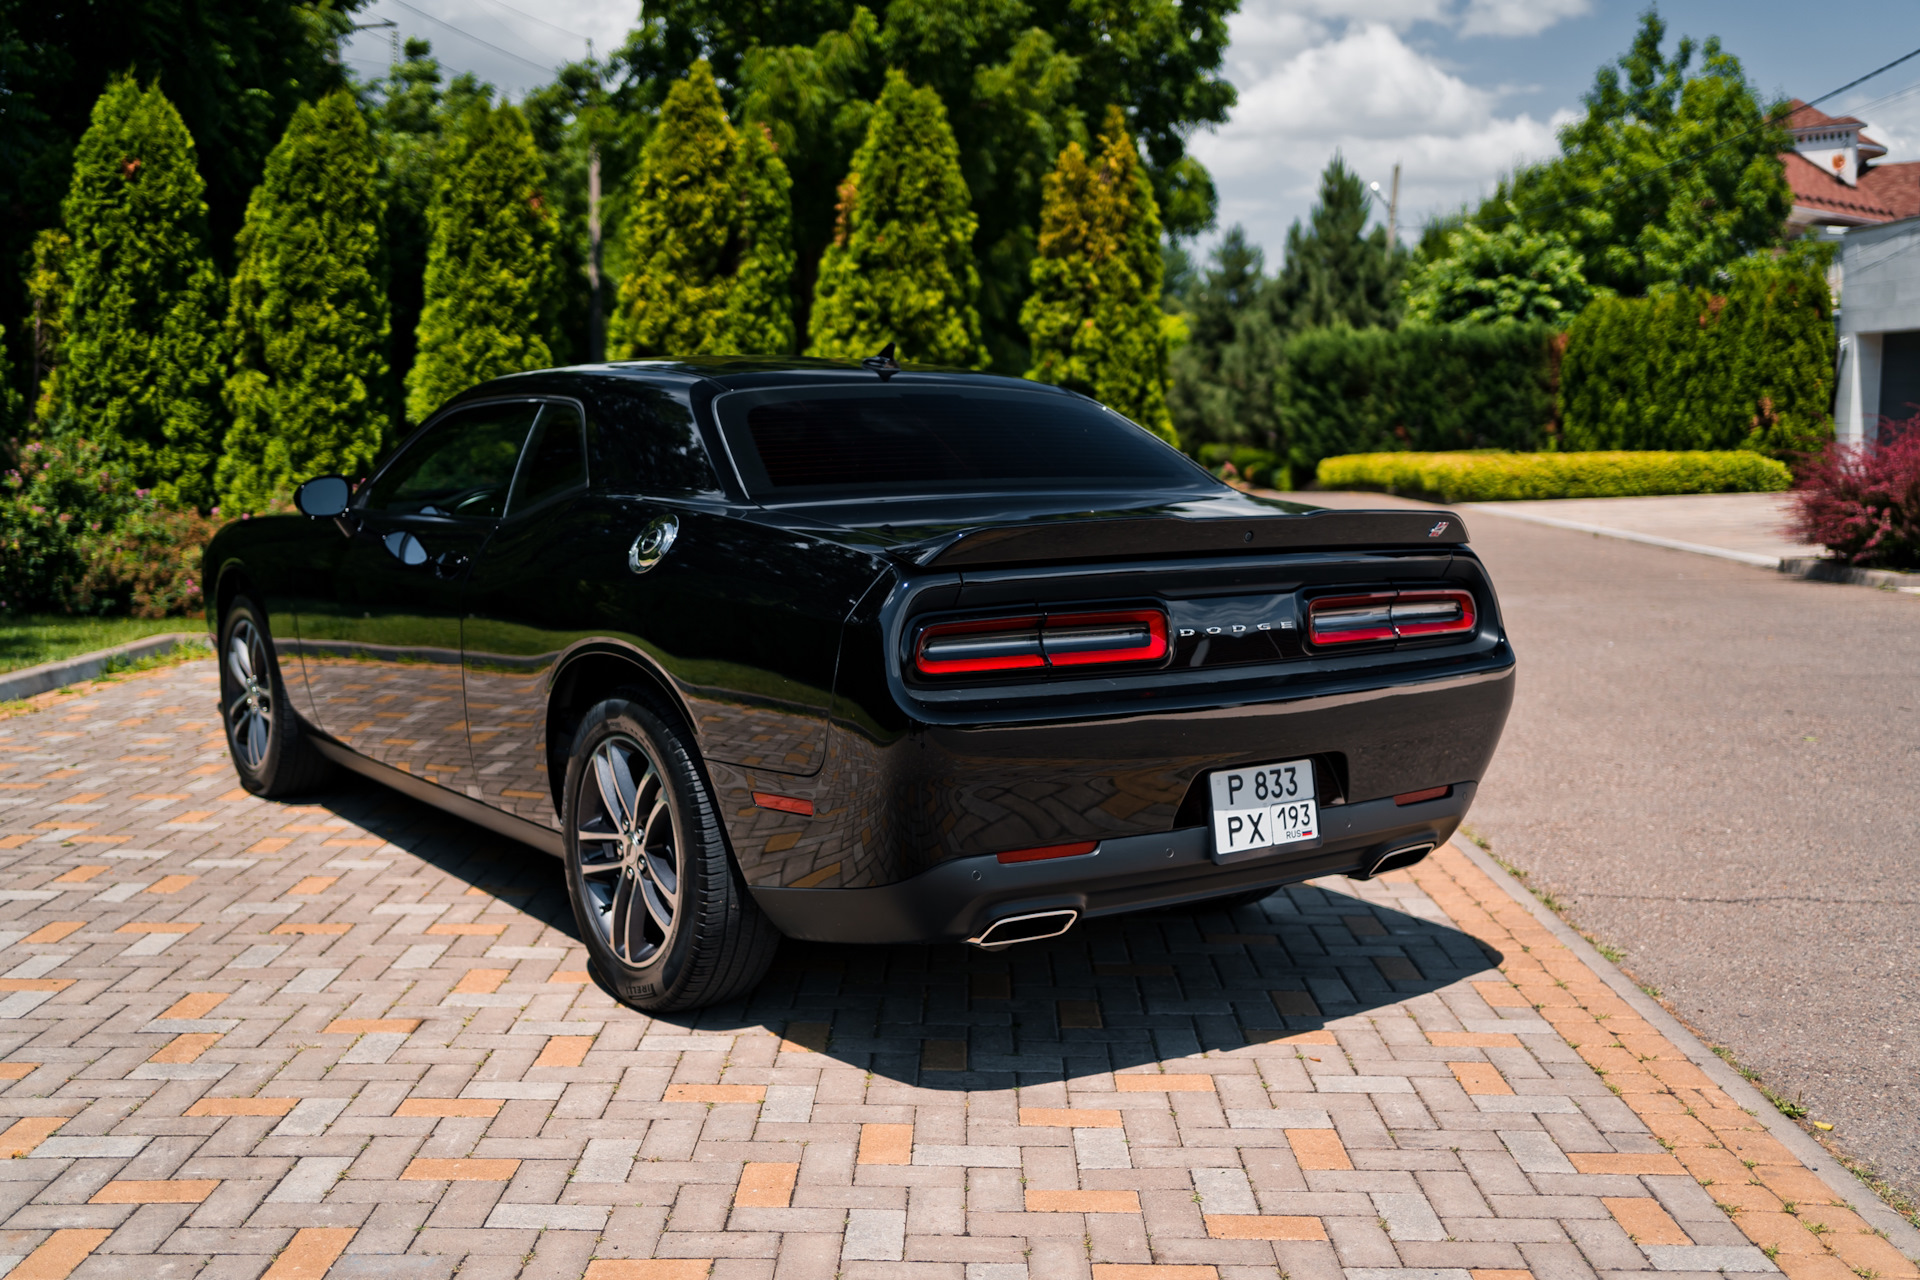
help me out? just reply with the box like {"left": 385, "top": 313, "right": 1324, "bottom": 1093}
{"left": 1313, "top": 490, "right": 1920, "bottom": 1210}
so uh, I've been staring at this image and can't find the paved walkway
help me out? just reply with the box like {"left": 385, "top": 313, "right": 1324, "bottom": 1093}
{"left": 0, "top": 660, "right": 1912, "bottom": 1280}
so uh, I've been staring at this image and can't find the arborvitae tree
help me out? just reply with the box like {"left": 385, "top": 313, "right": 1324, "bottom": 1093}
{"left": 1273, "top": 154, "right": 1403, "bottom": 333}
{"left": 807, "top": 71, "right": 986, "bottom": 367}
{"left": 405, "top": 101, "right": 559, "bottom": 424}
{"left": 219, "top": 92, "right": 390, "bottom": 514}
{"left": 23, "top": 230, "right": 72, "bottom": 423}
{"left": 610, "top": 62, "right": 795, "bottom": 358}
{"left": 54, "top": 77, "right": 226, "bottom": 508}
{"left": 1023, "top": 106, "right": 1174, "bottom": 440}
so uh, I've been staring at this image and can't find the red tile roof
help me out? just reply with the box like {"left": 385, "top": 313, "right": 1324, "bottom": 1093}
{"left": 1782, "top": 98, "right": 1886, "bottom": 157}
{"left": 1783, "top": 150, "right": 1920, "bottom": 223}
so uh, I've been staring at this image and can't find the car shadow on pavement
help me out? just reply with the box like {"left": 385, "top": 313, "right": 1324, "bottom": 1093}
{"left": 305, "top": 773, "right": 1503, "bottom": 1090}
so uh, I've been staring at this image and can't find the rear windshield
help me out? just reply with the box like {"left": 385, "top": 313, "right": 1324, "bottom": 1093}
{"left": 711, "top": 383, "right": 1208, "bottom": 500}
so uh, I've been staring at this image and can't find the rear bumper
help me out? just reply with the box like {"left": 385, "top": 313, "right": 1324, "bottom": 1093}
{"left": 748, "top": 782, "right": 1473, "bottom": 944}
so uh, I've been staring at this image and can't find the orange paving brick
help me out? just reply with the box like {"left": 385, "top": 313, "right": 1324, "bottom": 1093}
{"left": 401, "top": 1158, "right": 520, "bottom": 1180}
{"left": 1269, "top": 990, "right": 1321, "bottom": 1017}
{"left": 51, "top": 866, "right": 106, "bottom": 884}
{"left": 1026, "top": 1188, "right": 1143, "bottom": 1213}
{"left": 1473, "top": 980, "right": 1532, "bottom": 1007}
{"left": 425, "top": 921, "right": 506, "bottom": 935}
{"left": 535, "top": 1035, "right": 593, "bottom": 1067}
{"left": 271, "top": 922, "right": 350, "bottom": 935}
{"left": 663, "top": 1084, "right": 764, "bottom": 1103}
{"left": 287, "top": 876, "right": 337, "bottom": 895}
{"left": 454, "top": 968, "right": 510, "bottom": 994}
{"left": 116, "top": 921, "right": 198, "bottom": 934}
{"left": 145, "top": 874, "right": 196, "bottom": 894}
{"left": 1449, "top": 1061, "right": 1514, "bottom": 1095}
{"left": 1205, "top": 1215, "right": 1328, "bottom": 1240}
{"left": 157, "top": 991, "right": 229, "bottom": 1020}
{"left": 1470, "top": 1271, "right": 1536, "bottom": 1280}
{"left": 858, "top": 1123, "right": 913, "bottom": 1164}
{"left": 734, "top": 1161, "right": 798, "bottom": 1207}
{"left": 261, "top": 1226, "right": 357, "bottom": 1280}
{"left": 1429, "top": 1031, "right": 1522, "bottom": 1048}
{"left": 248, "top": 837, "right": 292, "bottom": 854}
{"left": 1057, "top": 999, "right": 1103, "bottom": 1028}
{"left": 1020, "top": 1108, "right": 1123, "bottom": 1128}
{"left": 325, "top": 1018, "right": 420, "bottom": 1034}
{"left": 21, "top": 921, "right": 84, "bottom": 944}
{"left": 0, "top": 1062, "right": 39, "bottom": 1079}
{"left": 1287, "top": 1128, "right": 1352, "bottom": 1171}
{"left": 584, "top": 1262, "right": 714, "bottom": 1280}
{"left": 217, "top": 789, "right": 250, "bottom": 802}
{"left": 56, "top": 793, "right": 104, "bottom": 805}
{"left": 185, "top": 1098, "right": 299, "bottom": 1117}
{"left": 1115, "top": 1073, "right": 1214, "bottom": 1092}
{"left": 549, "top": 970, "right": 590, "bottom": 984}
{"left": 90, "top": 1179, "right": 219, "bottom": 1203}
{"left": 0, "top": 834, "right": 32, "bottom": 849}
{"left": 149, "top": 1033, "right": 221, "bottom": 1064}
{"left": 921, "top": 1039, "right": 967, "bottom": 1071}
{"left": 0, "top": 979, "right": 71, "bottom": 993}
{"left": 8, "top": 1227, "right": 112, "bottom": 1280}
{"left": 1568, "top": 1152, "right": 1685, "bottom": 1176}
{"left": 778, "top": 1021, "right": 828, "bottom": 1052}
{"left": 0, "top": 1115, "right": 66, "bottom": 1157}
{"left": 396, "top": 1098, "right": 502, "bottom": 1118}
{"left": 1091, "top": 1269, "right": 1218, "bottom": 1280}
{"left": 1604, "top": 1196, "right": 1692, "bottom": 1245}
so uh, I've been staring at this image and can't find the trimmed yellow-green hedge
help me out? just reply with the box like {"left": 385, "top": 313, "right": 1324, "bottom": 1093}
{"left": 1315, "top": 450, "right": 1792, "bottom": 502}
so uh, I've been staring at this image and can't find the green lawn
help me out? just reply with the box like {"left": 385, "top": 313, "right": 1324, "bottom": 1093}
{"left": 0, "top": 615, "right": 206, "bottom": 676}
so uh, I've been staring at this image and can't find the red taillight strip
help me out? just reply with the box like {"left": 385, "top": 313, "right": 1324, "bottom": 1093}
{"left": 753, "top": 792, "right": 815, "bottom": 816}
{"left": 914, "top": 608, "right": 1168, "bottom": 677}
{"left": 1309, "top": 589, "right": 1476, "bottom": 646}
{"left": 996, "top": 840, "right": 1098, "bottom": 864}
{"left": 1393, "top": 785, "right": 1451, "bottom": 806}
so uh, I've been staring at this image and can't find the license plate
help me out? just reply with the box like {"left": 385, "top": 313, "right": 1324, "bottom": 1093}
{"left": 1209, "top": 758, "right": 1318, "bottom": 859}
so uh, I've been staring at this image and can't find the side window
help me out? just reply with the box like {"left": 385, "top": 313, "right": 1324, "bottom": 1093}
{"left": 364, "top": 402, "right": 540, "bottom": 518}
{"left": 592, "top": 385, "right": 720, "bottom": 495}
{"left": 506, "top": 402, "right": 587, "bottom": 515}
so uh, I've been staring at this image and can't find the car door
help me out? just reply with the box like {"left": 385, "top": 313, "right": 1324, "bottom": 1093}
{"left": 296, "top": 399, "right": 539, "bottom": 788}
{"left": 459, "top": 400, "right": 593, "bottom": 829}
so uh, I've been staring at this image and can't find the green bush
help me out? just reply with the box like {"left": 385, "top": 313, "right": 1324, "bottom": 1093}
{"left": 1276, "top": 323, "right": 1560, "bottom": 471}
{"left": 1316, "top": 450, "right": 1791, "bottom": 502}
{"left": 1561, "top": 251, "right": 1834, "bottom": 458}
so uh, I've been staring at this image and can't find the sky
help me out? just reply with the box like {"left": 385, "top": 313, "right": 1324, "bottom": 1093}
{"left": 339, "top": 0, "right": 1920, "bottom": 265}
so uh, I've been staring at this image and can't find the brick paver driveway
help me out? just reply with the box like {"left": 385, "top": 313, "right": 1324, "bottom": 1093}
{"left": 0, "top": 659, "right": 1910, "bottom": 1280}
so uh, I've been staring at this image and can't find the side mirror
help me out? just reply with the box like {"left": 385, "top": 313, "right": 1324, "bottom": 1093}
{"left": 294, "top": 475, "right": 352, "bottom": 519}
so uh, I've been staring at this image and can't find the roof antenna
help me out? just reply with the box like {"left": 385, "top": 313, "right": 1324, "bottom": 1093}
{"left": 861, "top": 341, "right": 900, "bottom": 380}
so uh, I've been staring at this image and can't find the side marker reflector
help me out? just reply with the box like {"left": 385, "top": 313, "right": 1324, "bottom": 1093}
{"left": 1393, "top": 786, "right": 1451, "bottom": 807}
{"left": 996, "top": 840, "right": 1098, "bottom": 865}
{"left": 753, "top": 792, "right": 815, "bottom": 817}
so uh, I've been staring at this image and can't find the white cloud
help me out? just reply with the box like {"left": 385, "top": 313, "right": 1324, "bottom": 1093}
{"left": 1193, "top": 22, "right": 1572, "bottom": 256}
{"left": 341, "top": 0, "right": 640, "bottom": 98}
{"left": 1458, "top": 0, "right": 1592, "bottom": 38}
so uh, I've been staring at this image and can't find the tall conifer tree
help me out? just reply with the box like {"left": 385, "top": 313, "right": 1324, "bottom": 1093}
{"left": 220, "top": 92, "right": 390, "bottom": 513}
{"left": 1023, "top": 106, "right": 1174, "bottom": 441}
{"left": 1273, "top": 155, "right": 1402, "bottom": 332}
{"left": 807, "top": 72, "right": 986, "bottom": 368}
{"left": 55, "top": 77, "right": 225, "bottom": 508}
{"left": 611, "top": 62, "right": 795, "bottom": 358}
{"left": 405, "top": 101, "right": 557, "bottom": 424}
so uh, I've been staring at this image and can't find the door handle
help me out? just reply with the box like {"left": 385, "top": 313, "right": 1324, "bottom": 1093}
{"left": 433, "top": 551, "right": 470, "bottom": 580}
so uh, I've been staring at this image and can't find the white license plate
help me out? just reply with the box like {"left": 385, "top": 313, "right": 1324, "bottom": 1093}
{"left": 1209, "top": 758, "right": 1318, "bottom": 858}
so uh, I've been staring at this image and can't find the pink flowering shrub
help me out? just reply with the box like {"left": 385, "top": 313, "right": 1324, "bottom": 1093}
{"left": 1, "top": 437, "right": 215, "bottom": 617}
{"left": 1788, "top": 414, "right": 1920, "bottom": 570}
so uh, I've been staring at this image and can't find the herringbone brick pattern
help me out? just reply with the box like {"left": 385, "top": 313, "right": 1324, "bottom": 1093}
{"left": 0, "top": 659, "right": 1909, "bottom": 1280}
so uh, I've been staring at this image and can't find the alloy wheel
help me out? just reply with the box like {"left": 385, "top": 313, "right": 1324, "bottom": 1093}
{"left": 225, "top": 619, "right": 274, "bottom": 770}
{"left": 576, "top": 733, "right": 680, "bottom": 964}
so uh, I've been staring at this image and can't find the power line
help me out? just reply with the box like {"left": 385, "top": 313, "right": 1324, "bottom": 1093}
{"left": 374, "top": 0, "right": 557, "bottom": 76}
{"left": 467, "top": 0, "right": 593, "bottom": 49}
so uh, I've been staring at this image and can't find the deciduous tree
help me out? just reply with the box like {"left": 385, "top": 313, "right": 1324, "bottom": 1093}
{"left": 807, "top": 71, "right": 986, "bottom": 368}
{"left": 220, "top": 91, "right": 389, "bottom": 514}
{"left": 54, "top": 77, "right": 225, "bottom": 509}
{"left": 1404, "top": 217, "right": 1591, "bottom": 327}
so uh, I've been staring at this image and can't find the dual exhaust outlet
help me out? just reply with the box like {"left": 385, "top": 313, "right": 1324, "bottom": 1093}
{"left": 963, "top": 841, "right": 1436, "bottom": 948}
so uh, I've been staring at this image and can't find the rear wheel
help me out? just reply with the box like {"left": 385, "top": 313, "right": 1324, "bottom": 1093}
{"left": 562, "top": 695, "right": 779, "bottom": 1012}
{"left": 219, "top": 596, "right": 332, "bottom": 797}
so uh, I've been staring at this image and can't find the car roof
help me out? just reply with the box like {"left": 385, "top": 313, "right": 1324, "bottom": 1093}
{"left": 469, "top": 357, "right": 1084, "bottom": 397}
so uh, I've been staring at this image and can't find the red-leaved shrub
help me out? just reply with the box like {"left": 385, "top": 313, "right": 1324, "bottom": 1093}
{"left": 1789, "top": 416, "right": 1920, "bottom": 570}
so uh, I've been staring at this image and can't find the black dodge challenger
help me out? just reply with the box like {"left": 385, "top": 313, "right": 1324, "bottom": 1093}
{"left": 205, "top": 357, "right": 1514, "bottom": 1011}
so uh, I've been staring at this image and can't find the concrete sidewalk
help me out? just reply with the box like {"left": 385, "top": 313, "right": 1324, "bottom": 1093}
{"left": 0, "top": 659, "right": 1912, "bottom": 1279}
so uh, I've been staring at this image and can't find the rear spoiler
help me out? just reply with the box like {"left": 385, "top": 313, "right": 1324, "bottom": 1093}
{"left": 902, "top": 509, "right": 1469, "bottom": 569}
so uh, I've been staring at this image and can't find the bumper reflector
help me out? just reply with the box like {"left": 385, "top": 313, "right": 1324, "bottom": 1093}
{"left": 753, "top": 792, "right": 815, "bottom": 817}
{"left": 995, "top": 840, "right": 1098, "bottom": 865}
{"left": 1393, "top": 785, "right": 1451, "bottom": 806}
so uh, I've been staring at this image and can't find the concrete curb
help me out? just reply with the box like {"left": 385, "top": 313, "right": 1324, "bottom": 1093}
{"left": 1780, "top": 557, "right": 1920, "bottom": 592}
{"left": 1448, "top": 834, "right": 1920, "bottom": 1261}
{"left": 1460, "top": 502, "right": 1786, "bottom": 568}
{"left": 0, "top": 632, "right": 208, "bottom": 704}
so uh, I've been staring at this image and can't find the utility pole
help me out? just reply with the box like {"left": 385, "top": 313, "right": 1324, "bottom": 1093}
{"left": 588, "top": 143, "right": 604, "bottom": 362}
{"left": 1388, "top": 161, "right": 1401, "bottom": 245}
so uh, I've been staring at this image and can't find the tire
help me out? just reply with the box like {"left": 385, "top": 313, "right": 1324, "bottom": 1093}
{"left": 561, "top": 694, "right": 780, "bottom": 1012}
{"left": 219, "top": 595, "right": 333, "bottom": 797}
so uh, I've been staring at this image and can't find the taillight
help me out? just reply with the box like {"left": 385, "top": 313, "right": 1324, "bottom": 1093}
{"left": 914, "top": 608, "right": 1167, "bottom": 677}
{"left": 1310, "top": 589, "right": 1475, "bottom": 646}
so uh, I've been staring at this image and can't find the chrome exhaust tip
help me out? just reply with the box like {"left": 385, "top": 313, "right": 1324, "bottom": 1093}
{"left": 1355, "top": 842, "right": 1435, "bottom": 880}
{"left": 968, "top": 909, "right": 1078, "bottom": 950}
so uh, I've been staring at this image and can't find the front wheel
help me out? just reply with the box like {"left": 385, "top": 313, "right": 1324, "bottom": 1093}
{"left": 219, "top": 595, "right": 332, "bottom": 797}
{"left": 562, "top": 695, "right": 779, "bottom": 1012}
